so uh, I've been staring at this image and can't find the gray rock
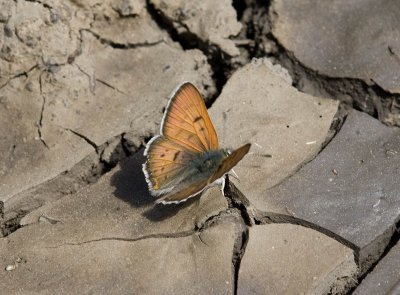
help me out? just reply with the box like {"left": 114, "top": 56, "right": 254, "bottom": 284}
{"left": 238, "top": 224, "right": 357, "bottom": 294}
{"left": 0, "top": 1, "right": 214, "bottom": 210}
{"left": 353, "top": 239, "right": 400, "bottom": 295}
{"left": 209, "top": 59, "right": 339, "bottom": 211}
{"left": 0, "top": 70, "right": 94, "bottom": 208}
{"left": 265, "top": 110, "right": 400, "bottom": 272}
{"left": 150, "top": 0, "right": 242, "bottom": 56}
{"left": 2, "top": 153, "right": 233, "bottom": 294}
{"left": 271, "top": 0, "right": 400, "bottom": 94}
{"left": 90, "top": 0, "right": 169, "bottom": 46}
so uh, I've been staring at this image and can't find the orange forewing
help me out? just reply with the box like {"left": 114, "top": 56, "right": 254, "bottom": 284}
{"left": 144, "top": 136, "right": 195, "bottom": 193}
{"left": 209, "top": 143, "right": 251, "bottom": 184}
{"left": 162, "top": 83, "right": 219, "bottom": 153}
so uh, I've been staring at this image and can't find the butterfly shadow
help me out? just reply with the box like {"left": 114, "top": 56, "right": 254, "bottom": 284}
{"left": 110, "top": 148, "right": 196, "bottom": 222}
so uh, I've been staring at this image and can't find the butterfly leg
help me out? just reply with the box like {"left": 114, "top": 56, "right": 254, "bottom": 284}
{"left": 227, "top": 169, "right": 240, "bottom": 182}
{"left": 220, "top": 177, "right": 226, "bottom": 195}
{"left": 207, "top": 177, "right": 226, "bottom": 197}
{"left": 231, "top": 169, "right": 239, "bottom": 179}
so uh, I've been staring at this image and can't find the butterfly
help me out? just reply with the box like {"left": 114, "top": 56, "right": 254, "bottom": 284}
{"left": 142, "top": 82, "right": 251, "bottom": 204}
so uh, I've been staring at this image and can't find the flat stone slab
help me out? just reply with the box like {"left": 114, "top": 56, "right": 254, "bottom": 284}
{"left": 0, "top": 0, "right": 214, "bottom": 207}
{"left": 266, "top": 110, "right": 400, "bottom": 270}
{"left": 2, "top": 152, "right": 234, "bottom": 294}
{"left": 90, "top": 0, "right": 170, "bottom": 46}
{"left": 209, "top": 59, "right": 339, "bottom": 209}
{"left": 238, "top": 224, "right": 357, "bottom": 294}
{"left": 150, "top": 0, "right": 242, "bottom": 56}
{"left": 353, "top": 239, "right": 400, "bottom": 294}
{"left": 271, "top": 0, "right": 400, "bottom": 94}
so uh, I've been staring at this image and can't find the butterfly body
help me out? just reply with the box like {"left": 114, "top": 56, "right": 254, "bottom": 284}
{"left": 143, "top": 82, "right": 250, "bottom": 204}
{"left": 192, "top": 149, "right": 229, "bottom": 173}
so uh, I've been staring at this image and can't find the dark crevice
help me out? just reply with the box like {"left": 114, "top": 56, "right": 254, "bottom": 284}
{"left": 65, "top": 131, "right": 139, "bottom": 182}
{"left": 232, "top": 0, "right": 247, "bottom": 21}
{"left": 120, "top": 133, "right": 135, "bottom": 157}
{"left": 349, "top": 219, "right": 400, "bottom": 294}
{"left": 1, "top": 210, "right": 28, "bottom": 237}
{"left": 252, "top": 210, "right": 400, "bottom": 293}
{"left": 224, "top": 177, "right": 253, "bottom": 226}
{"left": 66, "top": 128, "right": 98, "bottom": 153}
{"left": 234, "top": 0, "right": 272, "bottom": 58}
{"left": 0, "top": 202, "right": 4, "bottom": 219}
{"left": 223, "top": 177, "right": 252, "bottom": 295}
{"left": 254, "top": 210, "right": 359, "bottom": 253}
{"left": 224, "top": 173, "right": 362, "bottom": 293}
{"left": 270, "top": 34, "right": 400, "bottom": 126}
{"left": 146, "top": 0, "right": 243, "bottom": 107}
{"left": 318, "top": 109, "right": 347, "bottom": 155}
{"left": 232, "top": 223, "right": 249, "bottom": 295}
{"left": 234, "top": 0, "right": 400, "bottom": 127}
{"left": 98, "top": 135, "right": 132, "bottom": 176}
{"left": 0, "top": 64, "right": 39, "bottom": 90}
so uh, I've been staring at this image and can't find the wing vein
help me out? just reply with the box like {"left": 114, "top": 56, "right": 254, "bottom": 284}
{"left": 164, "top": 121, "right": 198, "bottom": 136}
{"left": 193, "top": 96, "right": 211, "bottom": 150}
{"left": 169, "top": 135, "right": 204, "bottom": 153}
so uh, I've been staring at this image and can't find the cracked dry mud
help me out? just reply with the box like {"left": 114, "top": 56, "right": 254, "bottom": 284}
{"left": 1, "top": 1, "right": 399, "bottom": 294}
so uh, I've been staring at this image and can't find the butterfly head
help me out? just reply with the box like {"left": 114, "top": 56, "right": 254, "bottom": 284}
{"left": 223, "top": 148, "right": 233, "bottom": 156}
{"left": 193, "top": 149, "right": 228, "bottom": 173}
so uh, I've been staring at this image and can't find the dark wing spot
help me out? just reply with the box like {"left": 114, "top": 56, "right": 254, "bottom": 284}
{"left": 160, "top": 153, "right": 165, "bottom": 157}
{"left": 200, "top": 127, "right": 204, "bottom": 131}
{"left": 173, "top": 151, "right": 180, "bottom": 161}
{"left": 161, "top": 167, "right": 165, "bottom": 171}
{"left": 194, "top": 116, "right": 202, "bottom": 122}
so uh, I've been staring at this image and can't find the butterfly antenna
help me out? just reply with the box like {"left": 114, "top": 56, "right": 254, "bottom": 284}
{"left": 227, "top": 169, "right": 240, "bottom": 182}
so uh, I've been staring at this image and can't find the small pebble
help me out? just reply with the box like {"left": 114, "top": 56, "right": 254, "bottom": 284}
{"left": 5, "top": 264, "right": 16, "bottom": 271}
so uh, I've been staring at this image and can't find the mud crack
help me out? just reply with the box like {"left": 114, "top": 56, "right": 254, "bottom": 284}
{"left": 82, "top": 28, "right": 164, "bottom": 49}
{"left": 145, "top": 0, "right": 243, "bottom": 107}
{"left": 45, "top": 230, "right": 195, "bottom": 249}
{"left": 0, "top": 64, "right": 39, "bottom": 90}
{"left": 45, "top": 208, "right": 240, "bottom": 249}
{"left": 234, "top": 0, "right": 400, "bottom": 127}
{"left": 1, "top": 209, "right": 28, "bottom": 237}
{"left": 65, "top": 128, "right": 98, "bottom": 152}
{"left": 37, "top": 71, "right": 49, "bottom": 148}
